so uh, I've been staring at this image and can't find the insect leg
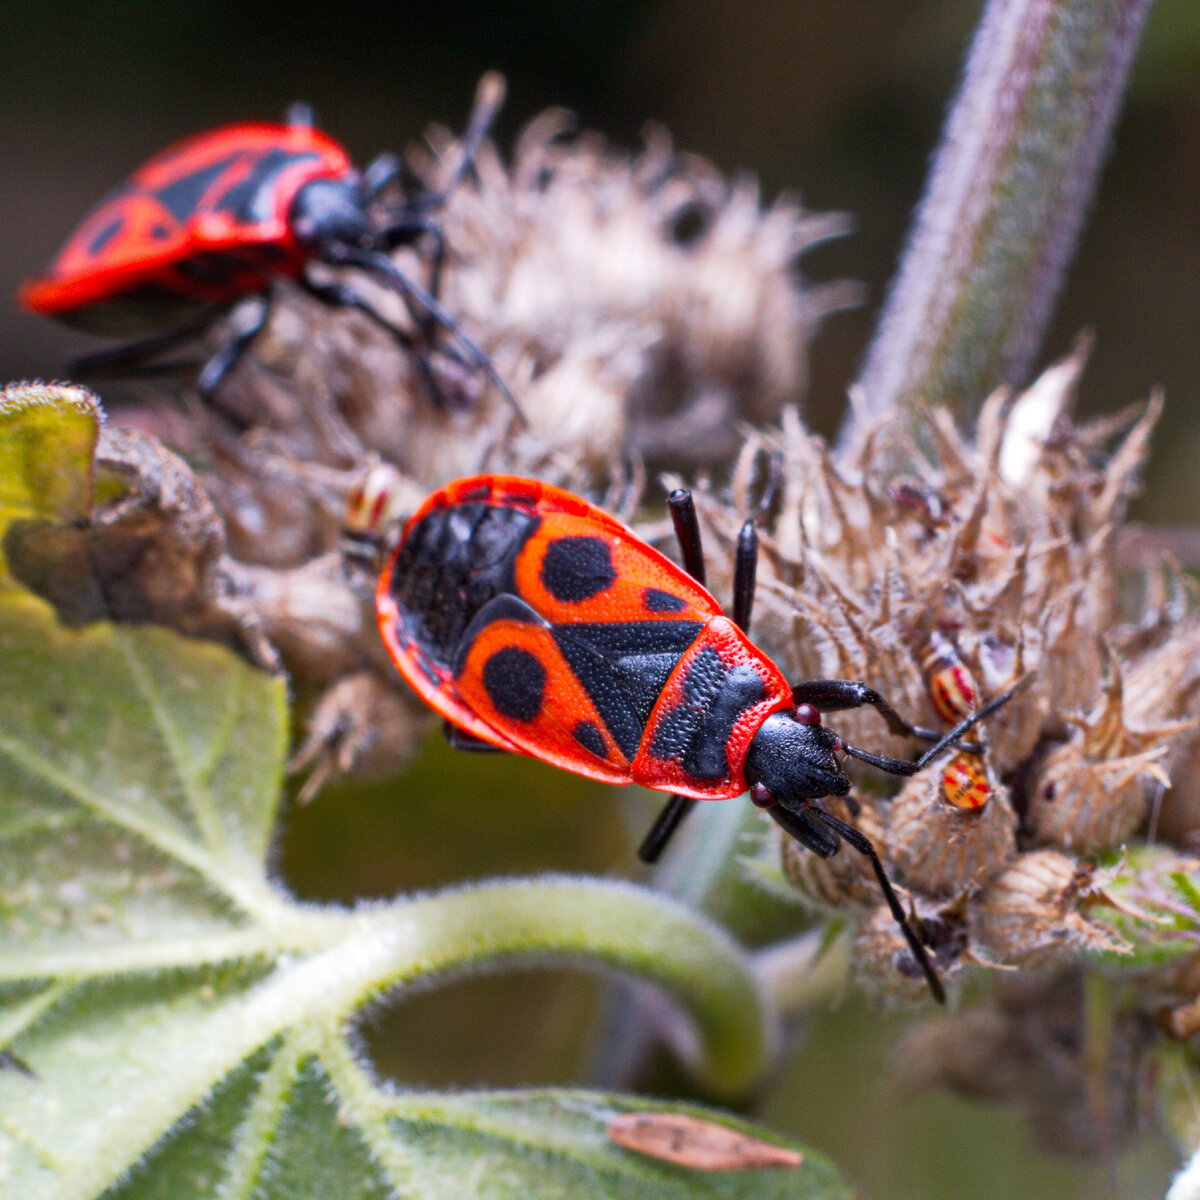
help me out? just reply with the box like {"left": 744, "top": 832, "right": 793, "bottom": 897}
{"left": 765, "top": 801, "right": 840, "bottom": 858}
{"left": 789, "top": 678, "right": 948, "bottom": 742}
{"left": 638, "top": 794, "right": 696, "bottom": 864}
{"left": 196, "top": 295, "right": 272, "bottom": 400}
{"left": 838, "top": 677, "right": 1027, "bottom": 775}
{"left": 363, "top": 152, "right": 402, "bottom": 202}
{"left": 410, "top": 71, "right": 506, "bottom": 213}
{"left": 638, "top": 486, "right": 716, "bottom": 863}
{"left": 300, "top": 272, "right": 468, "bottom": 411}
{"left": 807, "top": 807, "right": 945, "bottom": 1004}
{"left": 319, "top": 243, "right": 526, "bottom": 425}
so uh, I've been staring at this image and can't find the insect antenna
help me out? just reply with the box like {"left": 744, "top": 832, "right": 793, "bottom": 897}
{"left": 839, "top": 675, "right": 1032, "bottom": 776}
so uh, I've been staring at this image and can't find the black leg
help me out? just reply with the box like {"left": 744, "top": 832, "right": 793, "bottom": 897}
{"left": 196, "top": 295, "right": 271, "bottom": 399}
{"left": 802, "top": 804, "right": 945, "bottom": 1004}
{"left": 666, "top": 489, "right": 706, "bottom": 587}
{"left": 442, "top": 720, "right": 505, "bottom": 753}
{"left": 301, "top": 274, "right": 418, "bottom": 348}
{"left": 379, "top": 213, "right": 448, "bottom": 307}
{"left": 640, "top": 488, "right": 714, "bottom": 862}
{"left": 767, "top": 801, "right": 840, "bottom": 858}
{"left": 409, "top": 71, "right": 506, "bottom": 214}
{"left": 363, "top": 151, "right": 402, "bottom": 202}
{"left": 67, "top": 316, "right": 214, "bottom": 379}
{"left": 637, "top": 794, "right": 697, "bottom": 863}
{"left": 790, "top": 678, "right": 949, "bottom": 743}
{"left": 838, "top": 677, "right": 1028, "bottom": 777}
{"left": 318, "top": 242, "right": 525, "bottom": 425}
{"left": 376, "top": 212, "right": 450, "bottom": 344}
{"left": 301, "top": 272, "right": 475, "bottom": 412}
{"left": 731, "top": 520, "right": 757, "bottom": 633}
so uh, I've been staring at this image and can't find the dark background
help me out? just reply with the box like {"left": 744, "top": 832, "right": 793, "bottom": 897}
{"left": 4, "top": 3, "right": 1197, "bottom": 1197}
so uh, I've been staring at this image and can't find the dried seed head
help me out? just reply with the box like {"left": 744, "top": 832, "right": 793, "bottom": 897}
{"left": 968, "top": 851, "right": 1132, "bottom": 968}
{"left": 779, "top": 796, "right": 885, "bottom": 910}
{"left": 1026, "top": 643, "right": 1195, "bottom": 852}
{"left": 1025, "top": 738, "right": 1169, "bottom": 853}
{"left": 854, "top": 898, "right": 967, "bottom": 1003}
{"left": 888, "top": 755, "right": 1015, "bottom": 896}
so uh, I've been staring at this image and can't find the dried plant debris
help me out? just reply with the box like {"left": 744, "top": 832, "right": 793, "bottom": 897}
{"left": 606, "top": 1111, "right": 803, "bottom": 1171}
{"left": 711, "top": 343, "right": 1200, "bottom": 999}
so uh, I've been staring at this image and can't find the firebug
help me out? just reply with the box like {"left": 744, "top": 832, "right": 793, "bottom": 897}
{"left": 376, "top": 474, "right": 1022, "bottom": 1002}
{"left": 19, "top": 75, "right": 518, "bottom": 417}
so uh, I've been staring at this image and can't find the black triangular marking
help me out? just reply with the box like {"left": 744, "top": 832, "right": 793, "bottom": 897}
{"left": 552, "top": 621, "right": 702, "bottom": 759}
{"left": 155, "top": 155, "right": 242, "bottom": 223}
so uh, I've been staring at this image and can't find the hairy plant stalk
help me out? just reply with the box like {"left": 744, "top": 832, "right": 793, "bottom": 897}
{"left": 847, "top": 0, "right": 1153, "bottom": 450}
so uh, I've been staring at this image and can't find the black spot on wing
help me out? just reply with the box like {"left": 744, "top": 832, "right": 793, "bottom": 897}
{"left": 155, "top": 154, "right": 242, "bottom": 223}
{"left": 540, "top": 536, "right": 616, "bottom": 602}
{"left": 650, "top": 649, "right": 767, "bottom": 781}
{"left": 552, "top": 620, "right": 702, "bottom": 759}
{"left": 451, "top": 593, "right": 546, "bottom": 679}
{"left": 482, "top": 646, "right": 546, "bottom": 722}
{"left": 643, "top": 587, "right": 687, "bottom": 613}
{"left": 572, "top": 720, "right": 608, "bottom": 760}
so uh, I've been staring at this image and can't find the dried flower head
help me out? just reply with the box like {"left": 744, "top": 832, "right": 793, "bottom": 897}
{"left": 896, "top": 969, "right": 1156, "bottom": 1157}
{"left": 689, "top": 340, "right": 1200, "bottom": 994}
{"left": 888, "top": 754, "right": 1015, "bottom": 897}
{"left": 968, "top": 851, "right": 1131, "bottom": 968}
{"left": 854, "top": 896, "right": 968, "bottom": 1002}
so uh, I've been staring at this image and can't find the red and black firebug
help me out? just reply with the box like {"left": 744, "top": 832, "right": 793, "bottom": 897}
{"left": 376, "top": 474, "right": 1021, "bottom": 1002}
{"left": 20, "top": 76, "right": 519, "bottom": 417}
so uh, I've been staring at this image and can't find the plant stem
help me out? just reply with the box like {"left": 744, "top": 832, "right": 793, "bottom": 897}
{"left": 845, "top": 0, "right": 1153, "bottom": 450}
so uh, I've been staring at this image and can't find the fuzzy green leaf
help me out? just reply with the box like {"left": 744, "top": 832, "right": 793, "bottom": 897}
{"left": 0, "top": 384, "right": 100, "bottom": 591}
{"left": 0, "top": 592, "right": 842, "bottom": 1200}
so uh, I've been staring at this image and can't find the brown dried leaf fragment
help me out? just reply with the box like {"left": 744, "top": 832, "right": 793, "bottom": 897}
{"left": 606, "top": 1112, "right": 802, "bottom": 1170}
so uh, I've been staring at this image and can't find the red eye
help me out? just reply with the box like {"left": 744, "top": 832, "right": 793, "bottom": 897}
{"left": 794, "top": 703, "right": 821, "bottom": 726}
{"left": 749, "top": 782, "right": 775, "bottom": 808}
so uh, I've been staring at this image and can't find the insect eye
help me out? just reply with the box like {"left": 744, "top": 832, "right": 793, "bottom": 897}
{"left": 794, "top": 703, "right": 821, "bottom": 726}
{"left": 749, "top": 782, "right": 775, "bottom": 808}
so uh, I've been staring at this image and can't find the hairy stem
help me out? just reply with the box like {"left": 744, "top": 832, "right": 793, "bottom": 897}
{"left": 846, "top": 0, "right": 1153, "bottom": 450}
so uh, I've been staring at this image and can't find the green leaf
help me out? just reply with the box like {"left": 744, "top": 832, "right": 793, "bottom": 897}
{"left": 0, "top": 384, "right": 100, "bottom": 591}
{"left": 0, "top": 593, "right": 846, "bottom": 1200}
{"left": 1090, "top": 845, "right": 1200, "bottom": 967}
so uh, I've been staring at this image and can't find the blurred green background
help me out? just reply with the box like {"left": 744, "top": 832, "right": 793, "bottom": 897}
{"left": 3, "top": 2, "right": 1197, "bottom": 1196}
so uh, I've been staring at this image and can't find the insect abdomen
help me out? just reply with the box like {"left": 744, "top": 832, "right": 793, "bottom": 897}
{"left": 386, "top": 500, "right": 541, "bottom": 670}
